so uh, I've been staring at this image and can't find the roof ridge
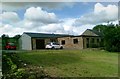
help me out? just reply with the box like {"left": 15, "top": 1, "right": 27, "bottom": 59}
{"left": 23, "top": 32, "right": 74, "bottom": 38}
{"left": 24, "top": 32, "right": 73, "bottom": 36}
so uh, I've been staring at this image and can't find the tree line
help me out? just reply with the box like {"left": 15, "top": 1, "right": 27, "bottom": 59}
{"left": 1, "top": 34, "right": 21, "bottom": 50}
{"left": 93, "top": 24, "right": 120, "bottom": 52}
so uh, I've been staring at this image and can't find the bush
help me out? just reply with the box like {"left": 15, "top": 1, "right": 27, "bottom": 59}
{"left": 2, "top": 52, "right": 49, "bottom": 79}
{"left": 104, "top": 26, "right": 120, "bottom": 52}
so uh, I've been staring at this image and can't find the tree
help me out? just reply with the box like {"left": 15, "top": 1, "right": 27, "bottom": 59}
{"left": 2, "top": 34, "right": 9, "bottom": 50}
{"left": 104, "top": 26, "right": 120, "bottom": 52}
{"left": 93, "top": 24, "right": 120, "bottom": 52}
{"left": 93, "top": 24, "right": 107, "bottom": 47}
{"left": 93, "top": 24, "right": 107, "bottom": 34}
{"left": 13, "top": 35, "right": 21, "bottom": 50}
{"left": 13, "top": 35, "right": 21, "bottom": 40}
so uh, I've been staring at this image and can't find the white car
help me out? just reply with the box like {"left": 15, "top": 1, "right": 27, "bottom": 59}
{"left": 45, "top": 42, "right": 63, "bottom": 49}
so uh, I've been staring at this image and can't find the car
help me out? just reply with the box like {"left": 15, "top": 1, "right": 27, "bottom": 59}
{"left": 45, "top": 42, "right": 63, "bottom": 49}
{"left": 5, "top": 42, "right": 16, "bottom": 50}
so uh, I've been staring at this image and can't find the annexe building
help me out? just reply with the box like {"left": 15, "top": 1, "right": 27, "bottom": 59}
{"left": 58, "top": 29, "right": 102, "bottom": 49}
{"left": 19, "top": 29, "right": 102, "bottom": 50}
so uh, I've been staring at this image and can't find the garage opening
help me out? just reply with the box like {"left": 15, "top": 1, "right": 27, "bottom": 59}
{"left": 36, "top": 39, "right": 45, "bottom": 49}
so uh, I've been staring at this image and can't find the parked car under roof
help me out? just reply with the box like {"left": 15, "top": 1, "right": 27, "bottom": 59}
{"left": 45, "top": 42, "right": 63, "bottom": 49}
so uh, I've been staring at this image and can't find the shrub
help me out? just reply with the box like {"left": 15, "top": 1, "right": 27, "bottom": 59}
{"left": 2, "top": 52, "right": 49, "bottom": 79}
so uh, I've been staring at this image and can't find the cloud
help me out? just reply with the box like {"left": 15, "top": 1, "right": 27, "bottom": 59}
{"left": 39, "top": 24, "right": 65, "bottom": 33}
{"left": 2, "top": 2, "right": 75, "bottom": 11}
{"left": 1, "top": 0, "right": 120, "bottom": 2}
{"left": 24, "top": 7, "right": 59, "bottom": 24}
{"left": 0, "top": 22, "right": 42, "bottom": 37}
{"left": 0, "top": 24, "right": 24, "bottom": 36}
{"left": 94, "top": 3, "right": 118, "bottom": 19}
{"left": 0, "top": 12, "right": 20, "bottom": 23}
{"left": 74, "top": 3, "right": 118, "bottom": 26}
{"left": 0, "top": 18, "right": 78, "bottom": 36}
{"left": 0, "top": 3, "right": 118, "bottom": 37}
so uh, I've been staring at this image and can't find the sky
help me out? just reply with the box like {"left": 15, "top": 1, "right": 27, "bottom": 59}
{"left": 0, "top": 1, "right": 119, "bottom": 37}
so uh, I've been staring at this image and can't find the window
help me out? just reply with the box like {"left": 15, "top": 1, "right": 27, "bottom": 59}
{"left": 53, "top": 42, "right": 60, "bottom": 45}
{"left": 73, "top": 39, "right": 78, "bottom": 44}
{"left": 61, "top": 40, "right": 65, "bottom": 45}
{"left": 97, "top": 38, "right": 99, "bottom": 43}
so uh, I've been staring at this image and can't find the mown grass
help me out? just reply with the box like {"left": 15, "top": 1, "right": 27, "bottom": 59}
{"left": 17, "top": 49, "right": 118, "bottom": 77}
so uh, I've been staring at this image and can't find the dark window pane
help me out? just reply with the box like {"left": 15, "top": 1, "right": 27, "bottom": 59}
{"left": 97, "top": 38, "right": 99, "bottom": 43}
{"left": 73, "top": 39, "right": 78, "bottom": 44}
{"left": 61, "top": 40, "right": 65, "bottom": 45}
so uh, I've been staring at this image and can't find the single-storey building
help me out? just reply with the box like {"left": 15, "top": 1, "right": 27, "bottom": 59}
{"left": 58, "top": 29, "right": 102, "bottom": 49}
{"left": 19, "top": 29, "right": 102, "bottom": 50}
{"left": 19, "top": 32, "right": 73, "bottom": 50}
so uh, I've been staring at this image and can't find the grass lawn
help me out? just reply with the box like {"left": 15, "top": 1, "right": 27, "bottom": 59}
{"left": 17, "top": 49, "right": 118, "bottom": 77}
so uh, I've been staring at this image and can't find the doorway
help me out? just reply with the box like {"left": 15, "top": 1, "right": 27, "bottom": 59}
{"left": 36, "top": 39, "right": 45, "bottom": 49}
{"left": 86, "top": 38, "right": 89, "bottom": 48}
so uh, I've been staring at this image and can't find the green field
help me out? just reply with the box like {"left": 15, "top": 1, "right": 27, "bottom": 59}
{"left": 17, "top": 49, "right": 118, "bottom": 77}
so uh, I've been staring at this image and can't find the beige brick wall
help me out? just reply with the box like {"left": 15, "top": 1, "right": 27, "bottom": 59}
{"left": 58, "top": 36, "right": 101, "bottom": 49}
{"left": 45, "top": 39, "right": 50, "bottom": 45}
{"left": 58, "top": 37, "right": 84, "bottom": 49}
{"left": 31, "top": 36, "right": 101, "bottom": 50}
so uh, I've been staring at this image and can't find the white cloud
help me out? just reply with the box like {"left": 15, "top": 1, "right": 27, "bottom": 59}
{"left": 94, "top": 3, "right": 118, "bottom": 20}
{"left": 0, "top": 3, "right": 118, "bottom": 37}
{"left": 0, "top": 23, "right": 40, "bottom": 37}
{"left": 24, "top": 7, "right": 59, "bottom": 24}
{"left": 74, "top": 3, "right": 118, "bottom": 26}
{"left": 39, "top": 24, "right": 64, "bottom": 33}
{"left": 0, "top": 12, "right": 20, "bottom": 23}
{"left": 1, "top": 0, "right": 120, "bottom": 2}
{"left": 0, "top": 24, "right": 23, "bottom": 36}
{"left": 2, "top": 2, "right": 75, "bottom": 11}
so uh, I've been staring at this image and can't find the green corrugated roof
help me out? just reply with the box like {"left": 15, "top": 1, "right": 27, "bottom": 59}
{"left": 24, "top": 32, "right": 73, "bottom": 38}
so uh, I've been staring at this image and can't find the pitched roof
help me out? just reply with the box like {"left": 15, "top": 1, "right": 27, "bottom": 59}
{"left": 80, "top": 29, "right": 102, "bottom": 37}
{"left": 23, "top": 32, "right": 73, "bottom": 38}
{"left": 88, "top": 29, "right": 102, "bottom": 36}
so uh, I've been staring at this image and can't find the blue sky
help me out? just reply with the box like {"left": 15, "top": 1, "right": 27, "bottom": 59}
{"left": 45, "top": 2, "right": 95, "bottom": 19}
{"left": 16, "top": 2, "right": 105, "bottom": 19}
{"left": 12, "top": 2, "right": 96, "bottom": 19}
{"left": 0, "top": 2, "right": 118, "bottom": 36}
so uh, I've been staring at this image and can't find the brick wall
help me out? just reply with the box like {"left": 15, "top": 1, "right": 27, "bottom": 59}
{"left": 58, "top": 36, "right": 101, "bottom": 49}
{"left": 58, "top": 37, "right": 84, "bottom": 49}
